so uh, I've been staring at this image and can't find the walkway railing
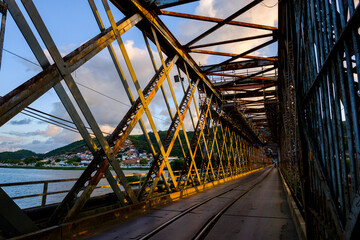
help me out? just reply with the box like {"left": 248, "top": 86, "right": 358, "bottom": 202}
{"left": 0, "top": 173, "right": 152, "bottom": 209}
{"left": 0, "top": 167, "right": 259, "bottom": 209}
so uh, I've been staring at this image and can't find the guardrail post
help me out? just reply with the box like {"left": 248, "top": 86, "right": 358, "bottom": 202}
{"left": 42, "top": 182, "right": 48, "bottom": 206}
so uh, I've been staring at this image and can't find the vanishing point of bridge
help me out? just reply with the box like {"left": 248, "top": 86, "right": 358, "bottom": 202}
{"left": 0, "top": 0, "right": 359, "bottom": 239}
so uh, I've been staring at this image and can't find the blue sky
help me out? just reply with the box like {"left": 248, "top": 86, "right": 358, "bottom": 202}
{"left": 0, "top": 0, "right": 278, "bottom": 153}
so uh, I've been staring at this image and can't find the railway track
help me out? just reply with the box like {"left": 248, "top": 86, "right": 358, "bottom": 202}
{"left": 139, "top": 167, "right": 273, "bottom": 240}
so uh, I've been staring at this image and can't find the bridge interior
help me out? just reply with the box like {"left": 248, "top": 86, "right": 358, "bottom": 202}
{"left": 0, "top": 0, "right": 359, "bottom": 239}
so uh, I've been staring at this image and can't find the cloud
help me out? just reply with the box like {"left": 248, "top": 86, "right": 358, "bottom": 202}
{"left": 6, "top": 124, "right": 61, "bottom": 138}
{"left": 9, "top": 118, "right": 32, "bottom": 125}
{"left": 1, "top": 0, "right": 276, "bottom": 154}
{"left": 32, "top": 140, "right": 41, "bottom": 144}
{"left": 178, "top": 0, "right": 278, "bottom": 64}
{"left": 0, "top": 135, "right": 23, "bottom": 152}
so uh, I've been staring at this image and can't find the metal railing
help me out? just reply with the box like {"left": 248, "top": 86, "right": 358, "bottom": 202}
{"left": 0, "top": 167, "right": 262, "bottom": 209}
{"left": 0, "top": 173, "right": 150, "bottom": 208}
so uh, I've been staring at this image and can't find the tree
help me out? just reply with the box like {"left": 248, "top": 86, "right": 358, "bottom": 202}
{"left": 171, "top": 159, "right": 184, "bottom": 171}
{"left": 24, "top": 157, "right": 40, "bottom": 165}
{"left": 140, "top": 158, "right": 148, "bottom": 165}
{"left": 67, "top": 156, "right": 81, "bottom": 164}
{"left": 35, "top": 161, "right": 45, "bottom": 167}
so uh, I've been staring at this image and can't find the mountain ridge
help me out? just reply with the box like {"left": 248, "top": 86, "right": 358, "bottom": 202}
{"left": 0, "top": 131, "right": 194, "bottom": 161}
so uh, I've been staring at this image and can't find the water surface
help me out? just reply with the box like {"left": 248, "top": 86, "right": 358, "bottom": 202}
{"left": 0, "top": 167, "right": 148, "bottom": 209}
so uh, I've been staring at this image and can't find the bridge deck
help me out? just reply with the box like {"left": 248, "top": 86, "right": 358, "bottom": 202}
{"left": 85, "top": 168, "right": 298, "bottom": 240}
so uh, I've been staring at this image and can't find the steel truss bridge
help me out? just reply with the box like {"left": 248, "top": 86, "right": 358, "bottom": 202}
{"left": 0, "top": 0, "right": 359, "bottom": 239}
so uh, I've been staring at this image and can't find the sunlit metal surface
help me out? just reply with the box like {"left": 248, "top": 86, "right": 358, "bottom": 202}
{"left": 0, "top": 0, "right": 359, "bottom": 239}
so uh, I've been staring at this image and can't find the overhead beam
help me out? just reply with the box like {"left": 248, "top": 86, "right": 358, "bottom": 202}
{"left": 148, "top": 0, "right": 199, "bottom": 9}
{"left": 217, "top": 83, "right": 272, "bottom": 91}
{"left": 243, "top": 108, "right": 267, "bottom": 113}
{"left": 0, "top": 12, "right": 142, "bottom": 126}
{"left": 0, "top": 0, "right": 6, "bottom": 70}
{"left": 205, "top": 38, "right": 277, "bottom": 72}
{"left": 160, "top": 10, "right": 277, "bottom": 31}
{"left": 111, "top": 0, "right": 222, "bottom": 103}
{"left": 223, "top": 90, "right": 276, "bottom": 100}
{"left": 215, "top": 66, "right": 277, "bottom": 87}
{"left": 189, "top": 33, "right": 274, "bottom": 49}
{"left": 209, "top": 72, "right": 277, "bottom": 81}
{"left": 200, "top": 58, "right": 277, "bottom": 72}
{"left": 190, "top": 49, "right": 277, "bottom": 60}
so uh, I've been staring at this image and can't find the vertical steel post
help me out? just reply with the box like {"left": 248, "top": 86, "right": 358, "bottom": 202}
{"left": 0, "top": 0, "right": 6, "bottom": 70}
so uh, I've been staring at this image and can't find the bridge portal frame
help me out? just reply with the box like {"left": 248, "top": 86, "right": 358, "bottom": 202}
{"left": 0, "top": 0, "right": 264, "bottom": 238}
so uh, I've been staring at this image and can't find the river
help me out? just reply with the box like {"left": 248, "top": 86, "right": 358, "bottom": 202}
{"left": 0, "top": 167, "right": 149, "bottom": 209}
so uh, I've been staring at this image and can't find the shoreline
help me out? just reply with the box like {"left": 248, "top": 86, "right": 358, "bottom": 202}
{"left": 0, "top": 165, "right": 150, "bottom": 171}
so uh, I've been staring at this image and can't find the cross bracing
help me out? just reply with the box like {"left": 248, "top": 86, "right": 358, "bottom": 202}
{"left": 0, "top": 0, "right": 359, "bottom": 239}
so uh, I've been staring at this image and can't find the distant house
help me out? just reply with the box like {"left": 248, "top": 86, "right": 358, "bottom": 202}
{"left": 122, "top": 158, "right": 139, "bottom": 165}
{"left": 58, "top": 161, "right": 66, "bottom": 166}
{"left": 167, "top": 156, "right": 178, "bottom": 163}
{"left": 81, "top": 160, "right": 91, "bottom": 165}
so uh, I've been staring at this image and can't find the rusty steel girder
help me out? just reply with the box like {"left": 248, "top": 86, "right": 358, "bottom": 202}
{"left": 0, "top": 0, "right": 269, "bottom": 237}
{"left": 279, "top": 0, "right": 360, "bottom": 239}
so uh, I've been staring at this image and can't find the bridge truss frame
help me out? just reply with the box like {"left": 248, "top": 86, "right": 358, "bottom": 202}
{"left": 0, "top": 0, "right": 272, "bottom": 237}
{"left": 279, "top": 0, "right": 360, "bottom": 239}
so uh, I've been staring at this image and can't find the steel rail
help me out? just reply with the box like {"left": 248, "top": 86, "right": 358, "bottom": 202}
{"left": 138, "top": 167, "right": 271, "bottom": 240}
{"left": 193, "top": 167, "right": 272, "bottom": 239}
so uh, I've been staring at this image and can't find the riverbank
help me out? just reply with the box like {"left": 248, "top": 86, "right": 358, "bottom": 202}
{"left": 0, "top": 165, "right": 150, "bottom": 171}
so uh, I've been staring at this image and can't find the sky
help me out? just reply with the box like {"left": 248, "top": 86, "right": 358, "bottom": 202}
{"left": 0, "top": 0, "right": 278, "bottom": 153}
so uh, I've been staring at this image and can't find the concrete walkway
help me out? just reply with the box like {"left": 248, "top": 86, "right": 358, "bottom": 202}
{"left": 85, "top": 168, "right": 298, "bottom": 240}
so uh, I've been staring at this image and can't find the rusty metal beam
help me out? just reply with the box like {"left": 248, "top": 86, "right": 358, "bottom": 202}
{"left": 147, "top": 0, "right": 199, "bottom": 9}
{"left": 0, "top": 0, "right": 6, "bottom": 70}
{"left": 200, "top": 58, "right": 276, "bottom": 72}
{"left": 243, "top": 108, "right": 266, "bottom": 113}
{"left": 0, "top": 188, "right": 38, "bottom": 237}
{"left": 215, "top": 66, "right": 277, "bottom": 87}
{"left": 223, "top": 90, "right": 276, "bottom": 100}
{"left": 0, "top": 12, "right": 142, "bottom": 126}
{"left": 216, "top": 84, "right": 272, "bottom": 91}
{"left": 111, "top": 0, "right": 223, "bottom": 104}
{"left": 160, "top": 10, "right": 277, "bottom": 31}
{"left": 189, "top": 33, "right": 274, "bottom": 49}
{"left": 208, "top": 72, "right": 277, "bottom": 82}
{"left": 205, "top": 38, "right": 277, "bottom": 72}
{"left": 190, "top": 49, "right": 277, "bottom": 62}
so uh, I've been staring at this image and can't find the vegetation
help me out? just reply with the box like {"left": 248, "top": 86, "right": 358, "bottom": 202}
{"left": 0, "top": 150, "right": 42, "bottom": 161}
{"left": 0, "top": 131, "right": 194, "bottom": 163}
{"left": 129, "top": 131, "right": 194, "bottom": 158}
{"left": 35, "top": 161, "right": 45, "bottom": 167}
{"left": 44, "top": 139, "right": 97, "bottom": 157}
{"left": 139, "top": 159, "right": 148, "bottom": 165}
{"left": 24, "top": 157, "right": 41, "bottom": 164}
{"left": 171, "top": 159, "right": 185, "bottom": 171}
{"left": 67, "top": 156, "right": 81, "bottom": 165}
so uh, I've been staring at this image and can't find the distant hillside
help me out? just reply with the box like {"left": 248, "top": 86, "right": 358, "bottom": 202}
{"left": 0, "top": 131, "right": 195, "bottom": 161}
{"left": 0, "top": 150, "right": 42, "bottom": 161}
{"left": 129, "top": 131, "right": 194, "bottom": 158}
{"left": 44, "top": 139, "right": 90, "bottom": 157}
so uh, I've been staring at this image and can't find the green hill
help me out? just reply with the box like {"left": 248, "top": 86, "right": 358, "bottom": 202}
{"left": 44, "top": 139, "right": 91, "bottom": 157}
{"left": 0, "top": 150, "right": 42, "bottom": 161}
{"left": 129, "top": 131, "right": 194, "bottom": 158}
{"left": 0, "top": 131, "right": 195, "bottom": 161}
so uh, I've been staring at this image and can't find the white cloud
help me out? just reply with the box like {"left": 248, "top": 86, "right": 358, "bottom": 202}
{"left": 44, "top": 125, "right": 62, "bottom": 137}
{"left": 196, "top": 0, "right": 217, "bottom": 17}
{"left": 178, "top": 0, "right": 278, "bottom": 64}
{"left": 1, "top": 0, "right": 278, "bottom": 154}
